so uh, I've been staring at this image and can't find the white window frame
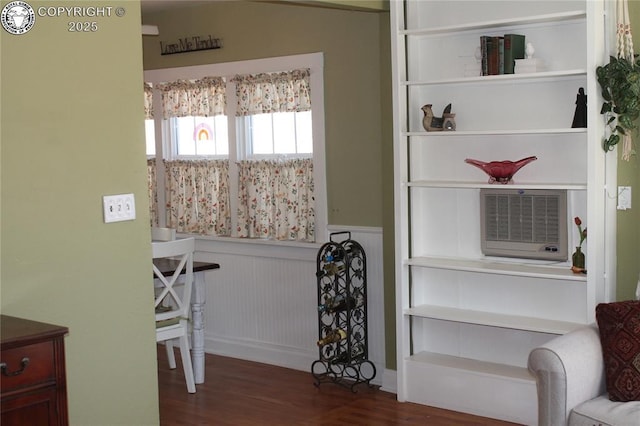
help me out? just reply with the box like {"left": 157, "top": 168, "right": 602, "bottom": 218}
{"left": 238, "top": 111, "right": 313, "bottom": 160}
{"left": 144, "top": 53, "right": 327, "bottom": 243}
{"left": 168, "top": 115, "right": 230, "bottom": 159}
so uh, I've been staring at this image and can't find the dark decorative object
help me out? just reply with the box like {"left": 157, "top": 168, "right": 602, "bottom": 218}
{"left": 571, "top": 87, "right": 587, "bottom": 128}
{"left": 596, "top": 55, "right": 640, "bottom": 153}
{"left": 160, "top": 35, "right": 223, "bottom": 56}
{"left": 571, "top": 217, "right": 587, "bottom": 274}
{"left": 311, "top": 232, "right": 376, "bottom": 392}
{"left": 572, "top": 246, "right": 585, "bottom": 270}
{"left": 464, "top": 156, "right": 537, "bottom": 184}
{"left": 595, "top": 300, "right": 640, "bottom": 402}
{"left": 422, "top": 104, "right": 456, "bottom": 131}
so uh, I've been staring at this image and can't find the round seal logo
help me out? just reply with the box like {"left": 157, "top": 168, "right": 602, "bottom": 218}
{"left": 1, "top": 1, "right": 35, "bottom": 35}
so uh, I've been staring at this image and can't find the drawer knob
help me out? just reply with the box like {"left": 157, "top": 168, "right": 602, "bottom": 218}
{"left": 0, "top": 357, "right": 30, "bottom": 377}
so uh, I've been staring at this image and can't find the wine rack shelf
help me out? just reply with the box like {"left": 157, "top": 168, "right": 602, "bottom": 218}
{"left": 311, "top": 232, "right": 376, "bottom": 392}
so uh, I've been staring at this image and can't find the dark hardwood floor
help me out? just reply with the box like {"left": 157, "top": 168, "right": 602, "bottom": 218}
{"left": 158, "top": 346, "right": 522, "bottom": 425}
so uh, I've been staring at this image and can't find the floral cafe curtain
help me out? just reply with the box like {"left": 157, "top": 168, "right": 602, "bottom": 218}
{"left": 617, "top": 0, "right": 635, "bottom": 160}
{"left": 164, "top": 159, "right": 231, "bottom": 236}
{"left": 144, "top": 82, "right": 154, "bottom": 119}
{"left": 148, "top": 158, "right": 158, "bottom": 226}
{"left": 233, "top": 69, "right": 315, "bottom": 241}
{"left": 233, "top": 68, "right": 311, "bottom": 115}
{"left": 147, "top": 77, "right": 231, "bottom": 235}
{"left": 237, "top": 159, "right": 315, "bottom": 241}
{"left": 157, "top": 76, "right": 226, "bottom": 119}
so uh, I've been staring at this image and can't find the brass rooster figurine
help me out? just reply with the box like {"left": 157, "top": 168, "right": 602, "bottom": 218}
{"left": 422, "top": 103, "right": 455, "bottom": 131}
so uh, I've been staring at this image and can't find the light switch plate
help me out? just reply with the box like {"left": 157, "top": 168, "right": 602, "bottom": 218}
{"left": 103, "top": 193, "right": 136, "bottom": 223}
{"left": 617, "top": 186, "right": 632, "bottom": 210}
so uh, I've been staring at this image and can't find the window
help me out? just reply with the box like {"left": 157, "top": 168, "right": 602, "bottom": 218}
{"left": 144, "top": 53, "right": 326, "bottom": 243}
{"left": 171, "top": 116, "right": 228, "bottom": 157}
{"left": 242, "top": 111, "right": 312, "bottom": 158}
{"left": 145, "top": 119, "right": 155, "bottom": 156}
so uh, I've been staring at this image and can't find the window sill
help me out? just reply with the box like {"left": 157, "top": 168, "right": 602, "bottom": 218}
{"left": 182, "top": 234, "right": 322, "bottom": 261}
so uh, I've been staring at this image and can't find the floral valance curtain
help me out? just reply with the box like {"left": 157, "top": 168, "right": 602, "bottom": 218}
{"left": 164, "top": 159, "right": 231, "bottom": 236}
{"left": 237, "top": 159, "right": 315, "bottom": 241}
{"left": 233, "top": 68, "right": 311, "bottom": 116}
{"left": 157, "top": 77, "right": 226, "bottom": 119}
{"left": 144, "top": 83, "right": 154, "bottom": 119}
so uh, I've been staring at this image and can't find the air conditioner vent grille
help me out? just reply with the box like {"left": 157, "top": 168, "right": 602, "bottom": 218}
{"left": 481, "top": 189, "right": 567, "bottom": 261}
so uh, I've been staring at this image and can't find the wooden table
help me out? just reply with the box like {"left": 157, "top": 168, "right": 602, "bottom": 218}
{"left": 153, "top": 259, "right": 219, "bottom": 384}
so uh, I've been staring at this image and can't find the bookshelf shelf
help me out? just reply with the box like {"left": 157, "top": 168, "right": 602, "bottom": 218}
{"left": 405, "top": 181, "right": 587, "bottom": 190}
{"left": 402, "top": 69, "right": 587, "bottom": 87}
{"left": 404, "top": 128, "right": 586, "bottom": 137}
{"left": 401, "top": 10, "right": 586, "bottom": 37}
{"left": 407, "top": 351, "right": 534, "bottom": 382}
{"left": 405, "top": 304, "right": 584, "bottom": 335}
{"left": 405, "top": 256, "right": 586, "bottom": 282}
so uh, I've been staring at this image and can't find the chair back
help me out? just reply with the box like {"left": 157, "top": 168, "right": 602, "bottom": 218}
{"left": 152, "top": 227, "right": 177, "bottom": 242}
{"left": 152, "top": 237, "right": 195, "bottom": 322}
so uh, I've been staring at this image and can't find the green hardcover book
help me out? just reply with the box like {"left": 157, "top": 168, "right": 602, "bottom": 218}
{"left": 503, "top": 34, "right": 525, "bottom": 74}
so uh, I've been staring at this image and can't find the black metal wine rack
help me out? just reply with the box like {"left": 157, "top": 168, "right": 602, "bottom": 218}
{"left": 311, "top": 232, "right": 376, "bottom": 392}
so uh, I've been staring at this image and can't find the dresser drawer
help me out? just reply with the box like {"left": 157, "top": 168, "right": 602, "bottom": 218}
{"left": 1, "top": 341, "right": 55, "bottom": 393}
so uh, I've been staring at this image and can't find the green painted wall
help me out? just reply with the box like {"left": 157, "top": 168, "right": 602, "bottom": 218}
{"left": 303, "top": 0, "right": 389, "bottom": 11}
{"left": 378, "top": 13, "right": 396, "bottom": 371}
{"left": 1, "top": 1, "right": 159, "bottom": 424}
{"left": 617, "top": 2, "right": 640, "bottom": 301}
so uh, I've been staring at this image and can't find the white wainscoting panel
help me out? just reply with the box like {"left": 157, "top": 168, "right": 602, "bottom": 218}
{"left": 193, "top": 226, "right": 385, "bottom": 386}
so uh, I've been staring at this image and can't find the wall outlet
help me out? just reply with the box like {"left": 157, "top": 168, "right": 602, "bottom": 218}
{"left": 103, "top": 193, "right": 136, "bottom": 223}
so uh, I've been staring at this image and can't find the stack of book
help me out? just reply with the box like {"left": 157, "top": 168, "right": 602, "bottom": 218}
{"left": 479, "top": 34, "right": 525, "bottom": 76}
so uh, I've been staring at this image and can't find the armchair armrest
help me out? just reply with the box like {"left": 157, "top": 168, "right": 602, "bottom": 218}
{"left": 528, "top": 324, "right": 606, "bottom": 426}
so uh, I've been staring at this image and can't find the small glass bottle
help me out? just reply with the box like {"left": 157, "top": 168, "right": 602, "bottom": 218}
{"left": 572, "top": 246, "right": 585, "bottom": 270}
{"left": 316, "top": 328, "right": 347, "bottom": 347}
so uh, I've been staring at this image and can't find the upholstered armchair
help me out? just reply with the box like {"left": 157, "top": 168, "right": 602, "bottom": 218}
{"left": 528, "top": 303, "right": 640, "bottom": 426}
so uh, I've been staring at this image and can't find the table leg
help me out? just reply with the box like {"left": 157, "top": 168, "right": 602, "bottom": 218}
{"left": 191, "top": 271, "right": 206, "bottom": 384}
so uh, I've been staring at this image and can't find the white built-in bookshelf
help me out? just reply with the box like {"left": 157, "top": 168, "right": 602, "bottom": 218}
{"left": 391, "top": 1, "right": 615, "bottom": 424}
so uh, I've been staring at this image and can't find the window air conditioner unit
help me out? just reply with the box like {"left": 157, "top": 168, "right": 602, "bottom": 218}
{"left": 480, "top": 188, "right": 567, "bottom": 261}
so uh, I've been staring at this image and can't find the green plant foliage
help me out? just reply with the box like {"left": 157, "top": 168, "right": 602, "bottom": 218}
{"left": 596, "top": 55, "right": 640, "bottom": 152}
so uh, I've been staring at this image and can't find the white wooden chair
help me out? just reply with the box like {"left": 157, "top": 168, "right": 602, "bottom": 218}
{"left": 152, "top": 237, "right": 196, "bottom": 393}
{"left": 151, "top": 227, "right": 176, "bottom": 242}
{"left": 151, "top": 227, "right": 180, "bottom": 364}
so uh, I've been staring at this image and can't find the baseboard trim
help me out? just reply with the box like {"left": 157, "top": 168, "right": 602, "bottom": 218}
{"left": 380, "top": 368, "right": 397, "bottom": 394}
{"left": 205, "top": 335, "right": 384, "bottom": 387}
{"left": 206, "top": 335, "right": 314, "bottom": 372}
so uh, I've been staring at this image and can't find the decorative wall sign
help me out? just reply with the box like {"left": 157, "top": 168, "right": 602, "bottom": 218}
{"left": 160, "top": 35, "right": 222, "bottom": 55}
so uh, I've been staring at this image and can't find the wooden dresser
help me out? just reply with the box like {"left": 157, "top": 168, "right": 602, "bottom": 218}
{"left": 1, "top": 315, "right": 69, "bottom": 426}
